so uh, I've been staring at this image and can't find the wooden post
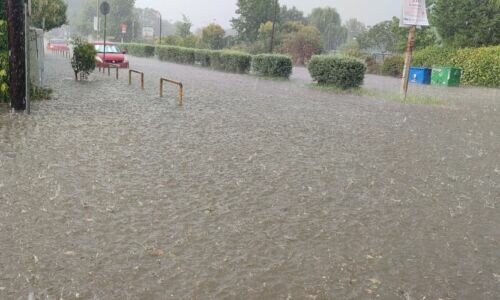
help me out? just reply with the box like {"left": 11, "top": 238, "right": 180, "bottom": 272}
{"left": 401, "top": 25, "right": 417, "bottom": 100}
{"left": 7, "top": 0, "right": 27, "bottom": 111}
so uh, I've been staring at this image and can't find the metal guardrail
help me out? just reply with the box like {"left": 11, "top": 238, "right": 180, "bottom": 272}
{"left": 129, "top": 70, "right": 144, "bottom": 90}
{"left": 160, "top": 77, "right": 184, "bottom": 105}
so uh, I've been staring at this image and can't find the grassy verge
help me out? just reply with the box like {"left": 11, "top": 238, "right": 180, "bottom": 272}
{"left": 308, "top": 83, "right": 445, "bottom": 105}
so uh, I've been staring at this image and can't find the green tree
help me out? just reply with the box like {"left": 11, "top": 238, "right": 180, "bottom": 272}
{"left": 280, "top": 5, "right": 306, "bottom": 24}
{"left": 231, "top": 0, "right": 277, "bottom": 42}
{"left": 344, "top": 18, "right": 366, "bottom": 42}
{"left": 31, "top": 0, "right": 68, "bottom": 31}
{"left": 431, "top": 0, "right": 499, "bottom": 47}
{"left": 391, "top": 17, "right": 437, "bottom": 51}
{"left": 308, "top": 7, "right": 346, "bottom": 50}
{"left": 281, "top": 24, "right": 322, "bottom": 65}
{"left": 0, "top": 0, "right": 6, "bottom": 20}
{"left": 175, "top": 15, "right": 192, "bottom": 37}
{"left": 357, "top": 20, "right": 398, "bottom": 53}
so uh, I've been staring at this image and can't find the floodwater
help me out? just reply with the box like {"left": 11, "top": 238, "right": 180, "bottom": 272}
{"left": 0, "top": 54, "right": 499, "bottom": 299}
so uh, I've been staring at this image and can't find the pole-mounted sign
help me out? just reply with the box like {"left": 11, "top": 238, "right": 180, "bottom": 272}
{"left": 400, "top": 0, "right": 429, "bottom": 100}
{"left": 100, "top": 1, "right": 110, "bottom": 60}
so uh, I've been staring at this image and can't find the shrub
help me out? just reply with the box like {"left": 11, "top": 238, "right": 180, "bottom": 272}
{"left": 252, "top": 54, "right": 293, "bottom": 78}
{"left": 451, "top": 46, "right": 500, "bottom": 87}
{"left": 123, "top": 43, "right": 155, "bottom": 57}
{"left": 156, "top": 45, "right": 195, "bottom": 64}
{"left": 308, "top": 55, "right": 366, "bottom": 89}
{"left": 71, "top": 39, "right": 97, "bottom": 80}
{"left": 381, "top": 55, "right": 404, "bottom": 77}
{"left": 412, "top": 46, "right": 456, "bottom": 67}
{"left": 194, "top": 49, "right": 212, "bottom": 67}
{"left": 214, "top": 51, "right": 252, "bottom": 73}
{"left": 0, "top": 51, "right": 8, "bottom": 102}
{"left": 365, "top": 56, "right": 381, "bottom": 75}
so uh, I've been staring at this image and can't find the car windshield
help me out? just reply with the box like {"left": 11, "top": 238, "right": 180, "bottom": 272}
{"left": 94, "top": 44, "right": 121, "bottom": 53}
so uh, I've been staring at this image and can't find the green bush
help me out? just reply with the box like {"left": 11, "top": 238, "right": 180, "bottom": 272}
{"left": 215, "top": 51, "right": 252, "bottom": 73}
{"left": 252, "top": 54, "right": 293, "bottom": 78}
{"left": 122, "top": 43, "right": 155, "bottom": 57}
{"left": 156, "top": 45, "right": 195, "bottom": 64}
{"left": 71, "top": 39, "right": 97, "bottom": 80}
{"left": 412, "top": 46, "right": 456, "bottom": 67}
{"left": 194, "top": 49, "right": 212, "bottom": 67}
{"left": 0, "top": 51, "right": 8, "bottom": 102}
{"left": 381, "top": 55, "right": 404, "bottom": 77}
{"left": 451, "top": 46, "right": 500, "bottom": 87}
{"left": 308, "top": 55, "right": 366, "bottom": 89}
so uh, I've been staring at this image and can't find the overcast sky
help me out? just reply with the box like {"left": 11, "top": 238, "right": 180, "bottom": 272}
{"left": 136, "top": 0, "right": 402, "bottom": 29}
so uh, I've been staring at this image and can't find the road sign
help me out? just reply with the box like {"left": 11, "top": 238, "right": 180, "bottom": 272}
{"left": 100, "top": 1, "right": 110, "bottom": 16}
{"left": 121, "top": 23, "right": 127, "bottom": 34}
{"left": 400, "top": 0, "right": 429, "bottom": 27}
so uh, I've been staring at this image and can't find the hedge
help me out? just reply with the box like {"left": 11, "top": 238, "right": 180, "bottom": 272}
{"left": 194, "top": 49, "right": 211, "bottom": 67}
{"left": 412, "top": 45, "right": 499, "bottom": 87}
{"left": 122, "top": 43, "right": 155, "bottom": 57}
{"left": 156, "top": 45, "right": 195, "bottom": 64}
{"left": 381, "top": 55, "right": 404, "bottom": 77}
{"left": 252, "top": 54, "right": 293, "bottom": 78}
{"left": 216, "top": 51, "right": 252, "bottom": 73}
{"left": 308, "top": 55, "right": 366, "bottom": 89}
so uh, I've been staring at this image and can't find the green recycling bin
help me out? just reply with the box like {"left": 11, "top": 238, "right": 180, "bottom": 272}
{"left": 431, "top": 67, "right": 462, "bottom": 87}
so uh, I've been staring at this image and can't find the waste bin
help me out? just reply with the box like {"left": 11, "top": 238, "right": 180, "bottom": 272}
{"left": 409, "top": 67, "right": 432, "bottom": 85}
{"left": 431, "top": 67, "right": 462, "bottom": 87}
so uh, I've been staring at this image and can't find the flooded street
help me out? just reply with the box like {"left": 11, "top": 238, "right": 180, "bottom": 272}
{"left": 0, "top": 54, "right": 499, "bottom": 299}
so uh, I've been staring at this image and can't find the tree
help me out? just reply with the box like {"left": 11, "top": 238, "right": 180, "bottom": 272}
{"left": 201, "top": 23, "right": 225, "bottom": 49}
{"left": 308, "top": 7, "right": 346, "bottom": 51}
{"left": 357, "top": 20, "right": 398, "bottom": 53}
{"left": 344, "top": 18, "right": 366, "bottom": 42}
{"left": 280, "top": 5, "right": 306, "bottom": 24}
{"left": 281, "top": 24, "right": 322, "bottom": 65}
{"left": 175, "top": 15, "right": 192, "bottom": 37}
{"left": 31, "top": 0, "right": 68, "bottom": 31}
{"left": 0, "top": 0, "right": 6, "bottom": 20}
{"left": 231, "top": 0, "right": 277, "bottom": 42}
{"left": 391, "top": 17, "right": 437, "bottom": 52}
{"left": 431, "top": 0, "right": 499, "bottom": 47}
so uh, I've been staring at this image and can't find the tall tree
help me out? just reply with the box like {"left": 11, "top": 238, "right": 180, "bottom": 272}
{"left": 308, "top": 7, "right": 346, "bottom": 50}
{"left": 231, "top": 0, "right": 276, "bottom": 42}
{"left": 357, "top": 20, "right": 398, "bottom": 53}
{"left": 431, "top": 0, "right": 499, "bottom": 47}
{"left": 201, "top": 23, "right": 225, "bottom": 49}
{"left": 281, "top": 23, "right": 322, "bottom": 65}
{"left": 280, "top": 5, "right": 305, "bottom": 24}
{"left": 344, "top": 18, "right": 366, "bottom": 42}
{"left": 175, "top": 15, "right": 192, "bottom": 37}
{"left": 391, "top": 17, "right": 437, "bottom": 51}
{"left": 32, "top": 0, "right": 68, "bottom": 31}
{"left": 0, "top": 0, "right": 6, "bottom": 20}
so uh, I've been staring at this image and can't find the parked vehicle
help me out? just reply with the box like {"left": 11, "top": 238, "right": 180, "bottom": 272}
{"left": 93, "top": 42, "right": 129, "bottom": 68}
{"left": 47, "top": 39, "right": 69, "bottom": 51}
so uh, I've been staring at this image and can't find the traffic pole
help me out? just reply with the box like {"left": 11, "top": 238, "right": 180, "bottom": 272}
{"left": 401, "top": 25, "right": 416, "bottom": 101}
{"left": 7, "top": 0, "right": 27, "bottom": 111}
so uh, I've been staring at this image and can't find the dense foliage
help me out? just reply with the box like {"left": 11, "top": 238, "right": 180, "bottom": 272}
{"left": 232, "top": 0, "right": 276, "bottom": 42}
{"left": 71, "top": 39, "right": 97, "bottom": 80}
{"left": 252, "top": 54, "right": 293, "bottom": 78}
{"left": 280, "top": 24, "right": 323, "bottom": 65}
{"left": 412, "top": 45, "right": 500, "bottom": 87}
{"left": 431, "top": 0, "right": 500, "bottom": 48}
{"left": 122, "top": 43, "right": 155, "bottom": 57}
{"left": 156, "top": 46, "right": 195, "bottom": 64}
{"left": 308, "top": 55, "right": 366, "bottom": 89}
{"left": 308, "top": 7, "right": 346, "bottom": 51}
{"left": 32, "top": 0, "right": 67, "bottom": 31}
{"left": 201, "top": 24, "right": 226, "bottom": 50}
{"left": 381, "top": 55, "right": 404, "bottom": 77}
{"left": 0, "top": 16, "right": 8, "bottom": 102}
{"left": 214, "top": 51, "right": 252, "bottom": 73}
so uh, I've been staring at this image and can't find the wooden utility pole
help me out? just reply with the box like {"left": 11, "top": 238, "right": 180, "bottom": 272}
{"left": 401, "top": 25, "right": 417, "bottom": 100}
{"left": 7, "top": 0, "right": 27, "bottom": 111}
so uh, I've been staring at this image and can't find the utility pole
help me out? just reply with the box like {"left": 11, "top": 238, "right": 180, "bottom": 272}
{"left": 401, "top": 25, "right": 416, "bottom": 100}
{"left": 7, "top": 0, "right": 27, "bottom": 111}
{"left": 96, "top": 0, "right": 100, "bottom": 40}
{"left": 269, "top": 0, "right": 278, "bottom": 53}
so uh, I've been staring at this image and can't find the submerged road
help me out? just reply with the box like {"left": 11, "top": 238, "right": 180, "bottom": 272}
{"left": 0, "top": 54, "right": 499, "bottom": 299}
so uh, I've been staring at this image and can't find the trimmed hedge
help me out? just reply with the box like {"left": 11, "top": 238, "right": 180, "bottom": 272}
{"left": 308, "top": 55, "right": 366, "bottom": 89}
{"left": 122, "top": 43, "right": 155, "bottom": 57}
{"left": 216, "top": 51, "right": 252, "bottom": 73}
{"left": 413, "top": 45, "right": 500, "bottom": 87}
{"left": 194, "top": 49, "right": 212, "bottom": 67}
{"left": 156, "top": 45, "right": 195, "bottom": 64}
{"left": 381, "top": 55, "right": 404, "bottom": 77}
{"left": 252, "top": 54, "right": 293, "bottom": 78}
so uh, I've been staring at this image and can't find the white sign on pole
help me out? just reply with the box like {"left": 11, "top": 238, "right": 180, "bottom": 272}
{"left": 142, "top": 27, "right": 154, "bottom": 38}
{"left": 94, "top": 16, "right": 99, "bottom": 31}
{"left": 400, "top": 0, "right": 429, "bottom": 27}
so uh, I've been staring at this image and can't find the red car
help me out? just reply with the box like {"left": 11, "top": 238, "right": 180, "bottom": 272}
{"left": 47, "top": 39, "right": 69, "bottom": 51}
{"left": 93, "top": 42, "right": 129, "bottom": 68}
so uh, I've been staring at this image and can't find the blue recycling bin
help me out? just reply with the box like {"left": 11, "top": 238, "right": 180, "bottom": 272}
{"left": 409, "top": 67, "right": 432, "bottom": 85}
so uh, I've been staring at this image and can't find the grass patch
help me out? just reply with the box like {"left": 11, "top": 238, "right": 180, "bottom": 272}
{"left": 308, "top": 83, "right": 445, "bottom": 105}
{"left": 30, "top": 86, "right": 53, "bottom": 101}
